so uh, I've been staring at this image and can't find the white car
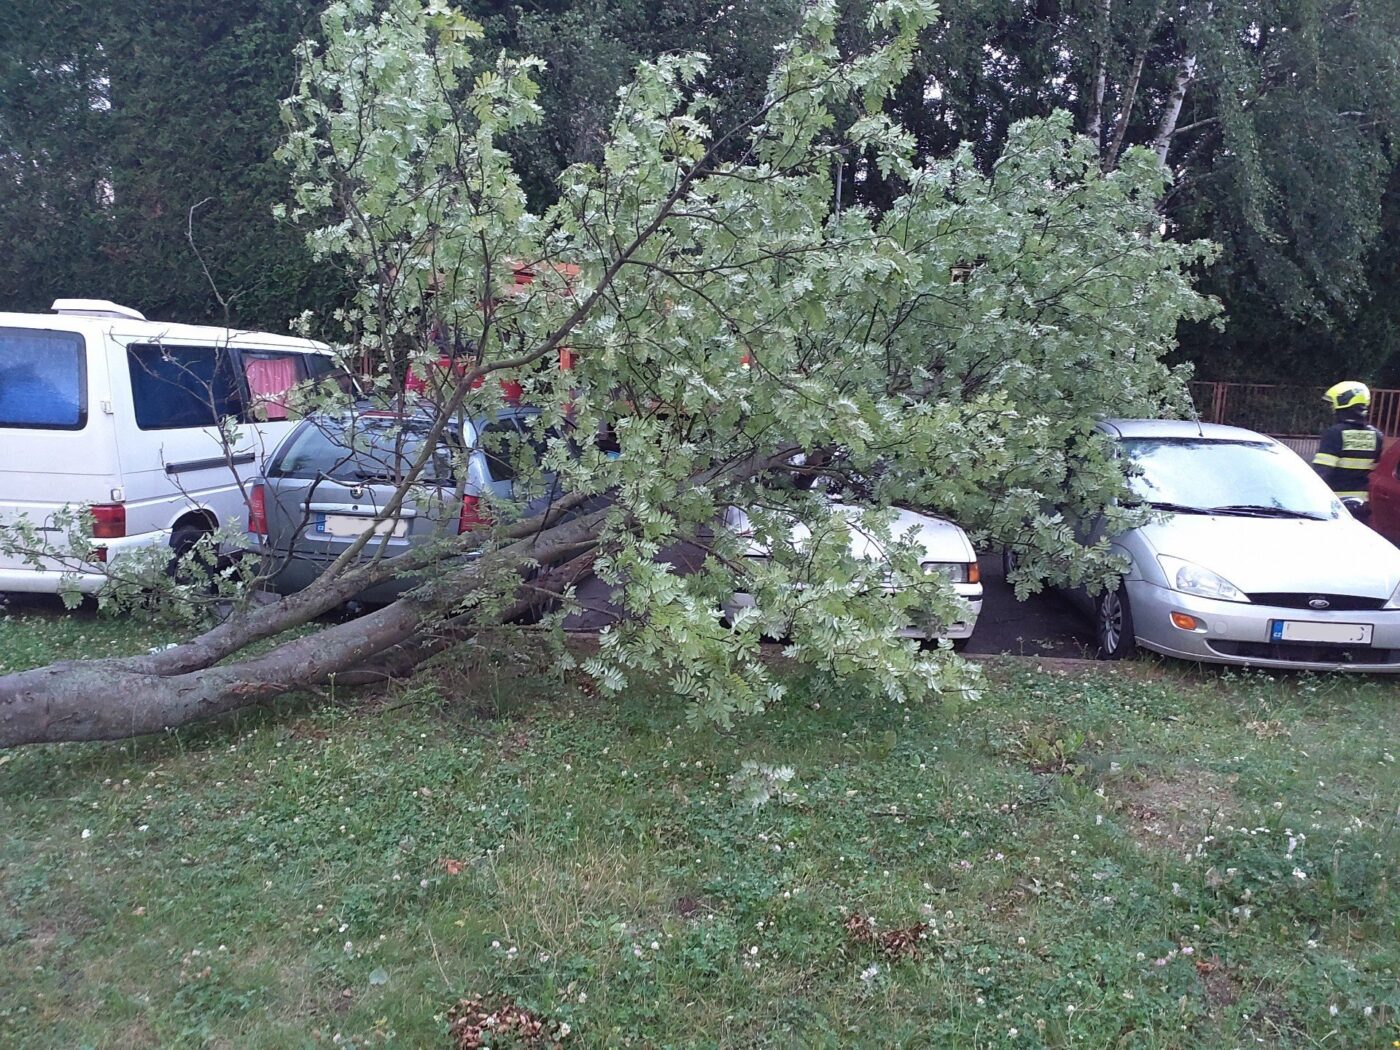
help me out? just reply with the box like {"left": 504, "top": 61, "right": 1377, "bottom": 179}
{"left": 722, "top": 500, "right": 983, "bottom": 644}
{"left": 0, "top": 298, "right": 342, "bottom": 594}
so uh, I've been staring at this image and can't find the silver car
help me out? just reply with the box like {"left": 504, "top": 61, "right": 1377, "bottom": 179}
{"left": 1063, "top": 419, "right": 1400, "bottom": 671}
{"left": 249, "top": 406, "right": 554, "bottom": 604}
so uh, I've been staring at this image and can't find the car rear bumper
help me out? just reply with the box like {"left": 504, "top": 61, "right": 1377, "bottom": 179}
{"left": 262, "top": 553, "right": 418, "bottom": 606}
{"left": 1128, "top": 580, "right": 1400, "bottom": 672}
{"left": 257, "top": 545, "right": 482, "bottom": 607}
{"left": 0, "top": 531, "right": 171, "bottom": 595}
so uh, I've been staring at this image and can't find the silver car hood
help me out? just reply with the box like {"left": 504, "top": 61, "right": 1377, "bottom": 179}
{"left": 1136, "top": 514, "right": 1400, "bottom": 597}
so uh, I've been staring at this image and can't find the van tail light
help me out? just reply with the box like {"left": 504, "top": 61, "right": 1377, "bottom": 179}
{"left": 248, "top": 484, "right": 269, "bottom": 536}
{"left": 458, "top": 494, "right": 491, "bottom": 532}
{"left": 90, "top": 503, "right": 126, "bottom": 539}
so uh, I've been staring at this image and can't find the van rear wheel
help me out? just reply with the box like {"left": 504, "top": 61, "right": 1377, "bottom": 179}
{"left": 168, "top": 523, "right": 217, "bottom": 588}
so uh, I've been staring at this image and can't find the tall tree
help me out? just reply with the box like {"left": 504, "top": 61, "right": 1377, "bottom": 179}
{"left": 0, "top": 3, "right": 113, "bottom": 309}
{"left": 0, "top": 0, "right": 1211, "bottom": 746}
{"left": 0, "top": 0, "right": 350, "bottom": 330}
{"left": 871, "top": 0, "right": 1400, "bottom": 382}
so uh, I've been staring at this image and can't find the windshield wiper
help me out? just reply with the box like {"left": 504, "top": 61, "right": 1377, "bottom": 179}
{"left": 1203, "top": 504, "right": 1326, "bottom": 521}
{"left": 1145, "top": 500, "right": 1211, "bottom": 515}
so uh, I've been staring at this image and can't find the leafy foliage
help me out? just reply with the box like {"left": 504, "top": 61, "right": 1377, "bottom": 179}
{"left": 258, "top": 0, "right": 1214, "bottom": 726}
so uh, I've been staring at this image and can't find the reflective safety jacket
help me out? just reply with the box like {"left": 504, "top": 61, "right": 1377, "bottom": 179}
{"left": 1313, "top": 417, "right": 1383, "bottom": 499}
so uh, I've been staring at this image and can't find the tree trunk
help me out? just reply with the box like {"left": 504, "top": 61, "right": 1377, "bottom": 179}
{"left": 0, "top": 505, "right": 613, "bottom": 748}
{"left": 1101, "top": 2, "right": 1163, "bottom": 171}
{"left": 0, "top": 448, "right": 790, "bottom": 748}
{"left": 1087, "top": 0, "right": 1112, "bottom": 148}
{"left": 1152, "top": 55, "right": 1198, "bottom": 166}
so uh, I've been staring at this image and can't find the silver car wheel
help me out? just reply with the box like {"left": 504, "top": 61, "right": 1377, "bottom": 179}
{"left": 1103, "top": 592, "right": 1122, "bottom": 648}
{"left": 1095, "top": 582, "right": 1136, "bottom": 660}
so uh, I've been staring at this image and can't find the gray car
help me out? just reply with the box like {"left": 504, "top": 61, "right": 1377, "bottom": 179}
{"left": 249, "top": 406, "right": 555, "bottom": 604}
{"left": 1059, "top": 419, "right": 1400, "bottom": 671}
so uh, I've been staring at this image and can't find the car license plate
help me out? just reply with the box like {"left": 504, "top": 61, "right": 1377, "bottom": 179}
{"left": 312, "top": 513, "right": 406, "bottom": 538}
{"left": 1269, "top": 620, "right": 1373, "bottom": 645}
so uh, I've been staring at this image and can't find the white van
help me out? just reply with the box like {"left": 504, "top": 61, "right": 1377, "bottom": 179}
{"left": 0, "top": 299, "right": 342, "bottom": 595}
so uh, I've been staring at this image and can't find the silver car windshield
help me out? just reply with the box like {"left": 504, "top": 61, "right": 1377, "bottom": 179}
{"left": 1122, "top": 438, "right": 1340, "bottom": 520}
{"left": 270, "top": 416, "right": 458, "bottom": 484}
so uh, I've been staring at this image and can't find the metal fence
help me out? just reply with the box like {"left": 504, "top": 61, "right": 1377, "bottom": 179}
{"left": 1188, "top": 382, "right": 1400, "bottom": 439}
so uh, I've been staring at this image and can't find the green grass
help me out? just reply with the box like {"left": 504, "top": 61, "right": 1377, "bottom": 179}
{"left": 2, "top": 608, "right": 1400, "bottom": 1048}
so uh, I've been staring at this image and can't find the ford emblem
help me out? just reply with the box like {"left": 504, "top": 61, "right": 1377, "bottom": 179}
{"left": 1308, "top": 597, "right": 1330, "bottom": 610}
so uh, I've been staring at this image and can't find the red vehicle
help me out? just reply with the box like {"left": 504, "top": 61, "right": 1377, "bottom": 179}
{"left": 1370, "top": 439, "right": 1400, "bottom": 543}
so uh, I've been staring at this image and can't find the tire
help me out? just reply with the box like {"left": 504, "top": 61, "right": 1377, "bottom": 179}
{"left": 168, "top": 523, "right": 216, "bottom": 587}
{"left": 1094, "top": 580, "right": 1137, "bottom": 660}
{"left": 1001, "top": 545, "right": 1020, "bottom": 580}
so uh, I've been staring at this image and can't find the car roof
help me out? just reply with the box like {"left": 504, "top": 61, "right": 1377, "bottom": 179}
{"left": 310, "top": 402, "right": 539, "bottom": 427}
{"left": 0, "top": 310, "right": 331, "bottom": 353}
{"left": 1096, "top": 418, "right": 1272, "bottom": 443}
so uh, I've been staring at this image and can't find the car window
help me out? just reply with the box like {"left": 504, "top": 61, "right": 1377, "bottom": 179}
{"left": 475, "top": 417, "right": 525, "bottom": 482}
{"left": 305, "top": 353, "right": 358, "bottom": 395}
{"left": 0, "top": 327, "right": 85, "bottom": 429}
{"left": 269, "top": 416, "right": 458, "bottom": 483}
{"left": 240, "top": 351, "right": 307, "bottom": 421}
{"left": 128, "top": 343, "right": 242, "bottom": 430}
{"left": 1122, "top": 438, "right": 1339, "bottom": 517}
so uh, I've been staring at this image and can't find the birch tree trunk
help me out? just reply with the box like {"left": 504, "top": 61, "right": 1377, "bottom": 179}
{"left": 1102, "top": 2, "right": 1163, "bottom": 171}
{"left": 1152, "top": 54, "right": 1199, "bottom": 165}
{"left": 1087, "top": 0, "right": 1113, "bottom": 147}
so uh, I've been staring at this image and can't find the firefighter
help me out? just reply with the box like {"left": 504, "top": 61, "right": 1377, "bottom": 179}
{"left": 1313, "top": 381, "right": 1383, "bottom": 518}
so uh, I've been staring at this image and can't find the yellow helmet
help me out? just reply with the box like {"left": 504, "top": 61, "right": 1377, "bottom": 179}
{"left": 1323, "top": 380, "right": 1371, "bottom": 411}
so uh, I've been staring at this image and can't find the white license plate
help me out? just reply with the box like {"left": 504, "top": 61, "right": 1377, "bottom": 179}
{"left": 1269, "top": 620, "right": 1373, "bottom": 645}
{"left": 313, "top": 514, "right": 407, "bottom": 538}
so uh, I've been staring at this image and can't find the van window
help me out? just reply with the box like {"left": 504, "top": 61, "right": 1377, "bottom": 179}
{"left": 241, "top": 351, "right": 306, "bottom": 421}
{"left": 128, "top": 343, "right": 242, "bottom": 430}
{"left": 0, "top": 328, "right": 86, "bottom": 430}
{"left": 305, "top": 353, "right": 357, "bottom": 394}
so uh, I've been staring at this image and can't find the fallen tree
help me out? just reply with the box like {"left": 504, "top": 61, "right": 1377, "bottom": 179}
{"left": 0, "top": 0, "right": 1214, "bottom": 747}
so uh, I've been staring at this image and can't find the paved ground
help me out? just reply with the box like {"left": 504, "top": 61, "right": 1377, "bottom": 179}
{"left": 1, "top": 551, "right": 1097, "bottom": 660}
{"left": 961, "top": 553, "right": 1097, "bottom": 658}
{"left": 563, "top": 544, "right": 1095, "bottom": 658}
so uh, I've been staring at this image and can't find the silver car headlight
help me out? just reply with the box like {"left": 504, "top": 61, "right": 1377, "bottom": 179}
{"left": 1157, "top": 555, "right": 1250, "bottom": 603}
{"left": 921, "top": 561, "right": 976, "bottom": 584}
{"left": 1386, "top": 580, "right": 1400, "bottom": 610}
